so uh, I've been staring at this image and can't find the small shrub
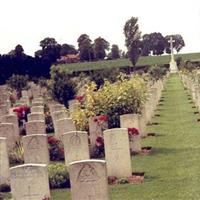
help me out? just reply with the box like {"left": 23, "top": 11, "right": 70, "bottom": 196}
{"left": 9, "top": 140, "right": 24, "bottom": 164}
{"left": 45, "top": 112, "right": 54, "bottom": 133}
{"left": 48, "top": 163, "right": 70, "bottom": 189}
{"left": 6, "top": 74, "right": 29, "bottom": 92}
{"left": 148, "top": 65, "right": 168, "bottom": 81}
{"left": 50, "top": 69, "right": 75, "bottom": 106}
{"left": 48, "top": 136, "right": 64, "bottom": 161}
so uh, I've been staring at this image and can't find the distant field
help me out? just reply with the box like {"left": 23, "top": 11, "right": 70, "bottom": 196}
{"left": 52, "top": 52, "right": 200, "bottom": 73}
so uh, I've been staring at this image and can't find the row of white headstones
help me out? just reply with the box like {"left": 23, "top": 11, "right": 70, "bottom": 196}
{"left": 0, "top": 74, "right": 169, "bottom": 200}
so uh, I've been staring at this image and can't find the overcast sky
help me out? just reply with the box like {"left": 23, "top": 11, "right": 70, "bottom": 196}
{"left": 0, "top": 0, "right": 200, "bottom": 56}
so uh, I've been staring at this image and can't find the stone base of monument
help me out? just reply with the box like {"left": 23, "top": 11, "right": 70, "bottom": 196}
{"left": 170, "top": 60, "right": 178, "bottom": 73}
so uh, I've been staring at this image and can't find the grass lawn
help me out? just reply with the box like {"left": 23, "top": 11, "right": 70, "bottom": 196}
{"left": 52, "top": 52, "right": 200, "bottom": 73}
{"left": 3, "top": 74, "right": 200, "bottom": 199}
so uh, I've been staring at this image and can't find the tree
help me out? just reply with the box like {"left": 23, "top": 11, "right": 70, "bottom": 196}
{"left": 60, "top": 44, "right": 77, "bottom": 56}
{"left": 8, "top": 44, "right": 25, "bottom": 57}
{"left": 77, "top": 34, "right": 94, "bottom": 61}
{"left": 35, "top": 37, "right": 61, "bottom": 63}
{"left": 141, "top": 33, "right": 166, "bottom": 56}
{"left": 165, "top": 34, "right": 185, "bottom": 54}
{"left": 124, "top": 17, "right": 141, "bottom": 66}
{"left": 109, "top": 44, "right": 121, "bottom": 59}
{"left": 94, "top": 37, "right": 109, "bottom": 60}
{"left": 40, "top": 37, "right": 58, "bottom": 49}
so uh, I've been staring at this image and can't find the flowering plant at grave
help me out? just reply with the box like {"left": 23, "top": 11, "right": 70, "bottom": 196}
{"left": 93, "top": 115, "right": 108, "bottom": 123}
{"left": 94, "top": 136, "right": 105, "bottom": 158}
{"left": 48, "top": 136, "right": 64, "bottom": 161}
{"left": 128, "top": 127, "right": 139, "bottom": 136}
{"left": 45, "top": 111, "right": 54, "bottom": 133}
{"left": 13, "top": 105, "right": 30, "bottom": 121}
{"left": 75, "top": 95, "right": 84, "bottom": 103}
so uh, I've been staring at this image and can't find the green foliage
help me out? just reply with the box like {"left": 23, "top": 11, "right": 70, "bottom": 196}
{"left": 77, "top": 34, "right": 95, "bottom": 61}
{"left": 90, "top": 68, "right": 121, "bottom": 88}
{"left": 71, "top": 74, "right": 147, "bottom": 129}
{"left": 94, "top": 37, "right": 110, "bottom": 60}
{"left": 6, "top": 74, "right": 29, "bottom": 91}
{"left": 48, "top": 163, "right": 70, "bottom": 189}
{"left": 148, "top": 65, "right": 168, "bottom": 81}
{"left": 9, "top": 140, "right": 24, "bottom": 165}
{"left": 109, "top": 44, "right": 121, "bottom": 59}
{"left": 124, "top": 17, "right": 141, "bottom": 66}
{"left": 50, "top": 68, "right": 75, "bottom": 106}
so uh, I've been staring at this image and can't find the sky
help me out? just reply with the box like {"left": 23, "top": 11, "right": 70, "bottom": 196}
{"left": 0, "top": 0, "right": 200, "bottom": 56}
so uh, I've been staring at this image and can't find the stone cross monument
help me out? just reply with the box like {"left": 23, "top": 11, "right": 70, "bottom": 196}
{"left": 168, "top": 37, "right": 178, "bottom": 73}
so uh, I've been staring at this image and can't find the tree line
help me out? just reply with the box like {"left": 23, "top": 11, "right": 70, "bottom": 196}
{"left": 0, "top": 16, "right": 185, "bottom": 84}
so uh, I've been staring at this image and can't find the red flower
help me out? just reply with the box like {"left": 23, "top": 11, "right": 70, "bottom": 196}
{"left": 98, "top": 115, "right": 108, "bottom": 122}
{"left": 48, "top": 136, "right": 59, "bottom": 145}
{"left": 13, "top": 106, "right": 30, "bottom": 120}
{"left": 93, "top": 115, "right": 108, "bottom": 123}
{"left": 128, "top": 127, "right": 139, "bottom": 136}
{"left": 75, "top": 95, "right": 84, "bottom": 103}
{"left": 96, "top": 136, "right": 104, "bottom": 147}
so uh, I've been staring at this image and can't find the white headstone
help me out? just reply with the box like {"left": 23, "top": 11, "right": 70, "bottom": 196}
{"left": 0, "top": 114, "right": 20, "bottom": 135}
{"left": 10, "top": 164, "right": 50, "bottom": 200}
{"left": 120, "top": 114, "right": 141, "bottom": 152}
{"left": 63, "top": 131, "right": 90, "bottom": 166}
{"left": 69, "top": 160, "right": 109, "bottom": 200}
{"left": 25, "top": 121, "right": 46, "bottom": 135}
{"left": 31, "top": 106, "right": 44, "bottom": 113}
{"left": 54, "top": 118, "right": 76, "bottom": 139}
{"left": 89, "top": 116, "right": 108, "bottom": 154}
{"left": 104, "top": 128, "right": 132, "bottom": 177}
{"left": 22, "top": 134, "right": 49, "bottom": 164}
{"left": 0, "top": 123, "right": 18, "bottom": 150}
{"left": 27, "top": 113, "right": 45, "bottom": 122}
{"left": 0, "top": 137, "right": 10, "bottom": 185}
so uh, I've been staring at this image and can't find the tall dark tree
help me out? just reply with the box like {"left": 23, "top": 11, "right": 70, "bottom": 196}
{"left": 141, "top": 34, "right": 152, "bottom": 56}
{"left": 165, "top": 34, "right": 185, "bottom": 54}
{"left": 124, "top": 17, "right": 141, "bottom": 66}
{"left": 77, "top": 34, "right": 94, "bottom": 61}
{"left": 94, "top": 37, "right": 109, "bottom": 60}
{"left": 110, "top": 44, "right": 121, "bottom": 59}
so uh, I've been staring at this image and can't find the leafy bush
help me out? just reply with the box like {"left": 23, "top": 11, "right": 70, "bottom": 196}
{"left": 89, "top": 68, "right": 121, "bottom": 88}
{"left": 148, "top": 65, "right": 168, "bottom": 81}
{"left": 6, "top": 74, "right": 29, "bottom": 92}
{"left": 71, "top": 74, "right": 147, "bottom": 129}
{"left": 9, "top": 141, "right": 24, "bottom": 164}
{"left": 48, "top": 163, "right": 70, "bottom": 189}
{"left": 45, "top": 112, "right": 54, "bottom": 133}
{"left": 50, "top": 68, "right": 75, "bottom": 106}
